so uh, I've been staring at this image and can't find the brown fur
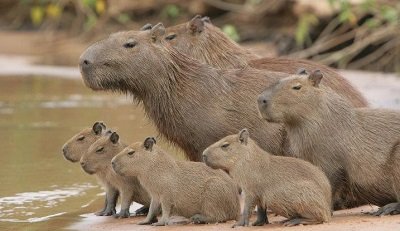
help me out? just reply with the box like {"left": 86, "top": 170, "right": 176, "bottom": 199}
{"left": 79, "top": 23, "right": 289, "bottom": 162}
{"left": 203, "top": 129, "right": 332, "bottom": 226}
{"left": 111, "top": 137, "right": 240, "bottom": 226}
{"left": 80, "top": 131, "right": 151, "bottom": 218}
{"left": 257, "top": 71, "right": 400, "bottom": 215}
{"left": 164, "top": 16, "right": 367, "bottom": 108}
{"left": 62, "top": 122, "right": 119, "bottom": 216}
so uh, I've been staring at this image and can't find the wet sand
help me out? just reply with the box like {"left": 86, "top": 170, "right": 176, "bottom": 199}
{"left": 69, "top": 205, "right": 400, "bottom": 231}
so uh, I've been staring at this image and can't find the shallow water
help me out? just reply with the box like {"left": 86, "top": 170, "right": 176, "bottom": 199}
{"left": 0, "top": 75, "right": 175, "bottom": 230}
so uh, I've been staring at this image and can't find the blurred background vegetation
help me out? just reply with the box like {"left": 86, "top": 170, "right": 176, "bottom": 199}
{"left": 0, "top": 0, "right": 399, "bottom": 72}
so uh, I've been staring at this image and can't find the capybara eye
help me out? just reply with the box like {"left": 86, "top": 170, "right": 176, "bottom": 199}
{"left": 221, "top": 143, "right": 230, "bottom": 149}
{"left": 123, "top": 41, "right": 137, "bottom": 48}
{"left": 77, "top": 136, "right": 85, "bottom": 141}
{"left": 165, "top": 34, "right": 177, "bottom": 41}
{"left": 128, "top": 150, "right": 135, "bottom": 156}
{"left": 292, "top": 85, "right": 302, "bottom": 90}
{"left": 96, "top": 147, "right": 104, "bottom": 153}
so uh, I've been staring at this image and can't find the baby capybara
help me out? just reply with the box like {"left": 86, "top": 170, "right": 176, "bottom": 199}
{"left": 203, "top": 129, "right": 332, "bottom": 226}
{"left": 80, "top": 131, "right": 151, "bottom": 218}
{"left": 62, "top": 122, "right": 118, "bottom": 216}
{"left": 111, "top": 137, "right": 240, "bottom": 226}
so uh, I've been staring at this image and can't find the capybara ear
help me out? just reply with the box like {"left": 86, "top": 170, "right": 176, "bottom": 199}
{"left": 238, "top": 129, "right": 249, "bottom": 145}
{"left": 110, "top": 132, "right": 119, "bottom": 144}
{"left": 144, "top": 137, "right": 156, "bottom": 151}
{"left": 93, "top": 121, "right": 105, "bottom": 135}
{"left": 141, "top": 23, "right": 152, "bottom": 31}
{"left": 201, "top": 16, "right": 211, "bottom": 24}
{"left": 150, "top": 23, "right": 166, "bottom": 42}
{"left": 189, "top": 15, "right": 205, "bottom": 34}
{"left": 308, "top": 70, "right": 323, "bottom": 87}
{"left": 296, "top": 68, "right": 308, "bottom": 75}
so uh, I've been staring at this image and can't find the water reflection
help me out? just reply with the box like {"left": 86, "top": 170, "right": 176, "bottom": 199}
{"left": 0, "top": 75, "right": 170, "bottom": 230}
{"left": 0, "top": 183, "right": 96, "bottom": 223}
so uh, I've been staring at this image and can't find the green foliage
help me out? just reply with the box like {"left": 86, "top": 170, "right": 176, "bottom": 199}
{"left": 295, "top": 13, "right": 318, "bottom": 46}
{"left": 162, "top": 4, "right": 180, "bottom": 20}
{"left": 222, "top": 24, "right": 240, "bottom": 42}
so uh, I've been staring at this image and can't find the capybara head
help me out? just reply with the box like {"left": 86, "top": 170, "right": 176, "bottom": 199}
{"left": 80, "top": 131, "right": 122, "bottom": 175}
{"left": 202, "top": 129, "right": 250, "bottom": 172}
{"left": 164, "top": 15, "right": 250, "bottom": 68}
{"left": 112, "top": 137, "right": 157, "bottom": 177}
{"left": 163, "top": 15, "right": 209, "bottom": 53}
{"left": 62, "top": 122, "right": 107, "bottom": 162}
{"left": 257, "top": 69, "right": 324, "bottom": 123}
{"left": 79, "top": 23, "right": 172, "bottom": 96}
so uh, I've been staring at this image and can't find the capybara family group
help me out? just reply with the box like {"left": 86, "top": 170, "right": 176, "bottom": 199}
{"left": 61, "top": 15, "right": 399, "bottom": 227}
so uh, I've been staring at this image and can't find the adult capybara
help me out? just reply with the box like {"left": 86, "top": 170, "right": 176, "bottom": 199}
{"left": 62, "top": 121, "right": 118, "bottom": 216}
{"left": 79, "top": 23, "right": 288, "bottom": 161}
{"left": 111, "top": 137, "right": 240, "bottom": 226}
{"left": 257, "top": 70, "right": 400, "bottom": 216}
{"left": 164, "top": 15, "right": 367, "bottom": 108}
{"left": 80, "top": 131, "right": 151, "bottom": 218}
{"left": 203, "top": 129, "right": 332, "bottom": 227}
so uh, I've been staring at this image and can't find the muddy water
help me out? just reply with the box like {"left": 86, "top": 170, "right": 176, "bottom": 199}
{"left": 0, "top": 75, "right": 178, "bottom": 230}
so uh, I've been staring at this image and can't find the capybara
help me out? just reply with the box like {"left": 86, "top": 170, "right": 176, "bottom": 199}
{"left": 79, "top": 23, "right": 288, "bottom": 161}
{"left": 80, "top": 131, "right": 151, "bottom": 218}
{"left": 203, "top": 129, "right": 332, "bottom": 226}
{"left": 62, "top": 121, "right": 118, "bottom": 216}
{"left": 164, "top": 15, "right": 367, "bottom": 108}
{"left": 257, "top": 70, "right": 400, "bottom": 216}
{"left": 111, "top": 137, "right": 240, "bottom": 226}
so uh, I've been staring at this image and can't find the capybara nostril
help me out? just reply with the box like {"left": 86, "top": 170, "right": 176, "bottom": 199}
{"left": 202, "top": 154, "right": 207, "bottom": 163}
{"left": 111, "top": 161, "right": 116, "bottom": 169}
{"left": 257, "top": 95, "right": 268, "bottom": 106}
{"left": 83, "top": 59, "right": 91, "bottom": 65}
{"left": 62, "top": 147, "right": 67, "bottom": 155}
{"left": 80, "top": 161, "right": 86, "bottom": 167}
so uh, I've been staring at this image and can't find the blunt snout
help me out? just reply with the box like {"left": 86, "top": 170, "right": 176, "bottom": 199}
{"left": 257, "top": 93, "right": 269, "bottom": 108}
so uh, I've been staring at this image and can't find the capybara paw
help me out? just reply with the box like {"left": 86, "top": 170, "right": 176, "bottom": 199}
{"left": 134, "top": 206, "right": 149, "bottom": 216}
{"left": 94, "top": 209, "right": 106, "bottom": 216}
{"left": 190, "top": 214, "right": 207, "bottom": 224}
{"left": 137, "top": 220, "right": 153, "bottom": 225}
{"left": 151, "top": 221, "right": 166, "bottom": 226}
{"left": 283, "top": 218, "right": 302, "bottom": 227}
{"left": 370, "top": 203, "right": 400, "bottom": 216}
{"left": 252, "top": 219, "right": 266, "bottom": 226}
{"left": 114, "top": 209, "right": 130, "bottom": 219}
{"left": 97, "top": 208, "right": 116, "bottom": 216}
{"left": 232, "top": 219, "right": 248, "bottom": 228}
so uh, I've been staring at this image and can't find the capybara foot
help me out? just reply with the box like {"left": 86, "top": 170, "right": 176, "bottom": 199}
{"left": 232, "top": 217, "right": 249, "bottom": 228}
{"left": 96, "top": 207, "right": 116, "bottom": 216}
{"left": 252, "top": 217, "right": 268, "bottom": 226}
{"left": 190, "top": 214, "right": 207, "bottom": 224}
{"left": 168, "top": 216, "right": 190, "bottom": 225}
{"left": 134, "top": 206, "right": 149, "bottom": 216}
{"left": 370, "top": 203, "right": 400, "bottom": 216}
{"left": 94, "top": 208, "right": 106, "bottom": 216}
{"left": 283, "top": 218, "right": 322, "bottom": 227}
{"left": 252, "top": 207, "right": 268, "bottom": 226}
{"left": 151, "top": 220, "right": 167, "bottom": 226}
{"left": 138, "top": 216, "right": 158, "bottom": 225}
{"left": 114, "top": 208, "right": 130, "bottom": 218}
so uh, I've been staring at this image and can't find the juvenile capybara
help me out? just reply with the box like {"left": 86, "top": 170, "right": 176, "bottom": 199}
{"left": 203, "top": 129, "right": 332, "bottom": 226}
{"left": 62, "top": 121, "right": 118, "bottom": 216}
{"left": 79, "top": 23, "right": 289, "bottom": 161}
{"left": 111, "top": 137, "right": 240, "bottom": 226}
{"left": 257, "top": 70, "right": 400, "bottom": 216}
{"left": 164, "top": 15, "right": 367, "bottom": 108}
{"left": 80, "top": 131, "right": 151, "bottom": 218}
